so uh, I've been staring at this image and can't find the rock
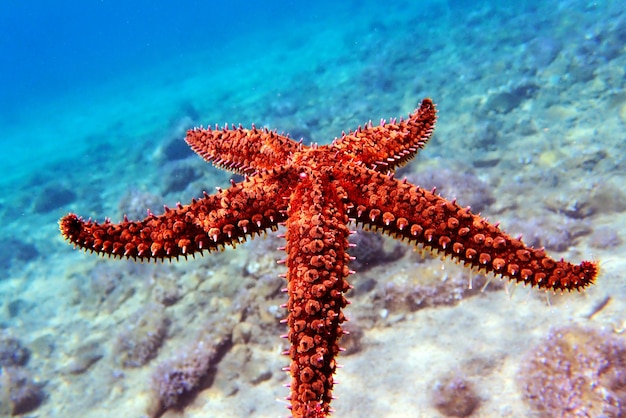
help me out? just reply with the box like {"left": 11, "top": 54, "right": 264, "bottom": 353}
{"left": 431, "top": 373, "right": 480, "bottom": 417}
{"left": 162, "top": 138, "right": 193, "bottom": 162}
{"left": 65, "top": 341, "right": 103, "bottom": 374}
{"left": 32, "top": 185, "right": 76, "bottom": 213}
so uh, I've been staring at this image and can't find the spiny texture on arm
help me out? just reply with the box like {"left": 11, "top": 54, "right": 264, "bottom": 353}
{"left": 331, "top": 98, "right": 436, "bottom": 172}
{"left": 284, "top": 171, "right": 351, "bottom": 418}
{"left": 60, "top": 170, "right": 291, "bottom": 261}
{"left": 186, "top": 124, "right": 302, "bottom": 175}
{"left": 339, "top": 165, "right": 597, "bottom": 292}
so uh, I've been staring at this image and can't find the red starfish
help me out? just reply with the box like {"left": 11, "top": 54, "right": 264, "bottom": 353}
{"left": 60, "top": 98, "right": 598, "bottom": 417}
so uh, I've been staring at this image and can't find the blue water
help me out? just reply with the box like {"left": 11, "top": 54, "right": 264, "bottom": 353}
{"left": 0, "top": 0, "right": 572, "bottom": 185}
{"left": 1, "top": 0, "right": 335, "bottom": 184}
{"left": 1, "top": 1, "right": 318, "bottom": 103}
{"left": 0, "top": 0, "right": 624, "bottom": 416}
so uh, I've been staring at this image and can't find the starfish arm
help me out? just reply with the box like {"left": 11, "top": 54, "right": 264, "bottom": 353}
{"left": 185, "top": 124, "right": 304, "bottom": 174}
{"left": 284, "top": 171, "right": 351, "bottom": 418}
{"left": 60, "top": 171, "right": 291, "bottom": 260}
{"left": 340, "top": 165, "right": 598, "bottom": 292}
{"left": 329, "top": 98, "right": 436, "bottom": 172}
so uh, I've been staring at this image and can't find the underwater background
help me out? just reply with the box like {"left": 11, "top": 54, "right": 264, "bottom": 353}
{"left": 1, "top": 0, "right": 625, "bottom": 416}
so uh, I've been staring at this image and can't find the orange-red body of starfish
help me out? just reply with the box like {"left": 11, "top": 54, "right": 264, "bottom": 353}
{"left": 60, "top": 98, "right": 598, "bottom": 417}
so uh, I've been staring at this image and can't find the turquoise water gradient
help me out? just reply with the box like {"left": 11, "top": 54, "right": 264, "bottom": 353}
{"left": 1, "top": 0, "right": 351, "bottom": 185}
{"left": 0, "top": 0, "right": 624, "bottom": 415}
